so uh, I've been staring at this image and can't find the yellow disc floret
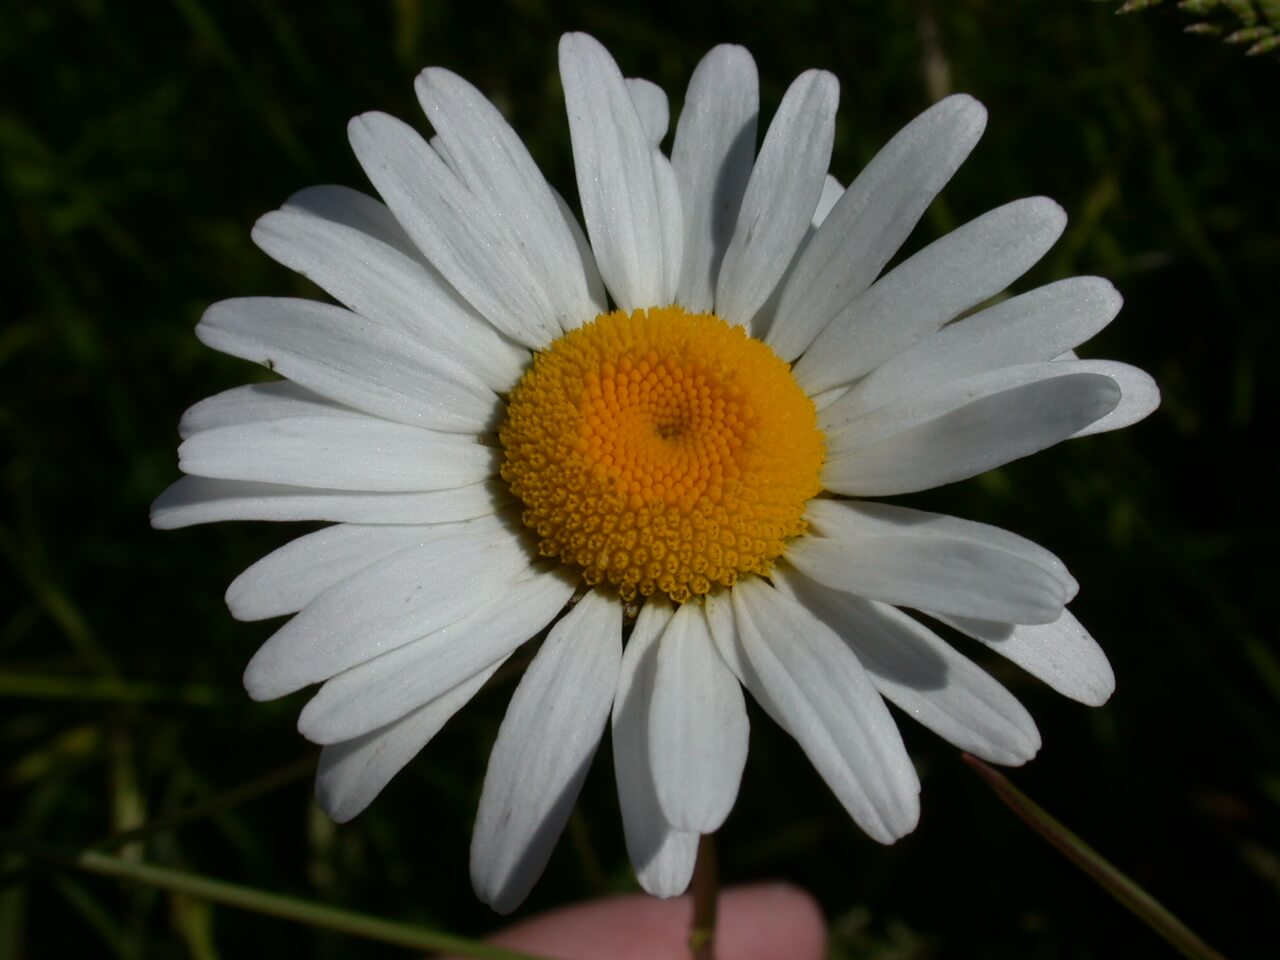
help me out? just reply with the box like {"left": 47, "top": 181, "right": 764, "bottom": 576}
{"left": 499, "top": 305, "right": 825, "bottom": 603}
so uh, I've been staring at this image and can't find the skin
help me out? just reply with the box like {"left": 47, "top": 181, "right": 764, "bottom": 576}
{"left": 443, "top": 884, "right": 826, "bottom": 960}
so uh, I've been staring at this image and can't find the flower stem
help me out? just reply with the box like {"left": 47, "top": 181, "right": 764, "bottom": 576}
{"left": 689, "top": 833, "right": 719, "bottom": 960}
{"left": 964, "top": 755, "right": 1228, "bottom": 960}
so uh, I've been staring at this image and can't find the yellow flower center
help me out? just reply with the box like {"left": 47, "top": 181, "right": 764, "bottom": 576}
{"left": 499, "top": 306, "right": 825, "bottom": 603}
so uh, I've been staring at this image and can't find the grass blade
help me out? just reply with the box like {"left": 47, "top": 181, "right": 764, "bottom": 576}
{"left": 964, "top": 754, "right": 1229, "bottom": 960}
{"left": 2, "top": 838, "right": 550, "bottom": 960}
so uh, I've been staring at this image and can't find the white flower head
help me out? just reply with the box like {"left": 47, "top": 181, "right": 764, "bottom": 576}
{"left": 154, "top": 33, "right": 1159, "bottom": 913}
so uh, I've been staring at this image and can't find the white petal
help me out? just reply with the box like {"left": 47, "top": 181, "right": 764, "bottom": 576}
{"left": 347, "top": 111, "right": 561, "bottom": 348}
{"left": 254, "top": 207, "right": 527, "bottom": 393}
{"left": 626, "top": 78, "right": 669, "bottom": 144}
{"left": 768, "top": 95, "right": 987, "bottom": 362}
{"left": 820, "top": 364, "right": 1121, "bottom": 496}
{"left": 750, "top": 175, "right": 844, "bottom": 343}
{"left": 794, "top": 197, "right": 1068, "bottom": 395}
{"left": 196, "top": 298, "right": 500, "bottom": 433}
{"left": 840, "top": 277, "right": 1123, "bottom": 414}
{"left": 703, "top": 590, "right": 750, "bottom": 680}
{"left": 775, "top": 565, "right": 1040, "bottom": 765}
{"left": 940, "top": 608, "right": 1115, "bottom": 706}
{"left": 611, "top": 598, "right": 698, "bottom": 898}
{"left": 282, "top": 184, "right": 422, "bottom": 259}
{"left": 806, "top": 499, "right": 1077, "bottom": 597}
{"left": 315, "top": 660, "right": 501, "bottom": 823}
{"left": 1067, "top": 361, "right": 1160, "bottom": 437}
{"left": 150, "top": 475, "right": 502, "bottom": 529}
{"left": 812, "top": 174, "right": 843, "bottom": 228}
{"left": 786, "top": 500, "right": 1074, "bottom": 625}
{"left": 715, "top": 69, "right": 838, "bottom": 331}
{"left": 671, "top": 44, "right": 758, "bottom": 312}
{"left": 428, "top": 134, "right": 458, "bottom": 174}
{"left": 729, "top": 578, "right": 919, "bottom": 843}
{"left": 415, "top": 68, "right": 598, "bottom": 332}
{"left": 649, "top": 601, "right": 749, "bottom": 833}
{"left": 225, "top": 519, "right": 484, "bottom": 621}
{"left": 550, "top": 187, "right": 609, "bottom": 326}
{"left": 178, "top": 415, "right": 497, "bottom": 492}
{"left": 472, "top": 588, "right": 622, "bottom": 914}
{"left": 559, "top": 33, "right": 671, "bottom": 309}
{"left": 298, "top": 567, "right": 575, "bottom": 742}
{"left": 179, "top": 382, "right": 355, "bottom": 439}
{"left": 653, "top": 153, "right": 685, "bottom": 313}
{"left": 242, "top": 523, "right": 531, "bottom": 700}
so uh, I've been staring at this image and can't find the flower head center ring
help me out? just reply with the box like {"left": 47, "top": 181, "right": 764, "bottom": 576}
{"left": 499, "top": 305, "right": 826, "bottom": 603}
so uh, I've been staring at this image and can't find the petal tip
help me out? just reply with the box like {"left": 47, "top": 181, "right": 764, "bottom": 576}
{"left": 242, "top": 654, "right": 284, "bottom": 703}
{"left": 223, "top": 578, "right": 261, "bottom": 622}
{"left": 1028, "top": 195, "right": 1069, "bottom": 232}
{"left": 558, "top": 30, "right": 600, "bottom": 61}
{"left": 943, "top": 92, "right": 988, "bottom": 130}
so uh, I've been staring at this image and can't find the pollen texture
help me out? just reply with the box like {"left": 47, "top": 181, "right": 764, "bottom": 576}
{"left": 499, "top": 306, "right": 825, "bottom": 603}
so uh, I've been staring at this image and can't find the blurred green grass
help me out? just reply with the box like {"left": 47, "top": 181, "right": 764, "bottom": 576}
{"left": 2, "top": 1, "right": 1277, "bottom": 957}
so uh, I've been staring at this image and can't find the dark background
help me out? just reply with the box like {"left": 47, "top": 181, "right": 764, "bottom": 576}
{"left": 3, "top": 1, "right": 1277, "bottom": 957}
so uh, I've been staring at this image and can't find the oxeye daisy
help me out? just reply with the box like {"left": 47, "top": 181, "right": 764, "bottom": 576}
{"left": 153, "top": 32, "right": 1159, "bottom": 913}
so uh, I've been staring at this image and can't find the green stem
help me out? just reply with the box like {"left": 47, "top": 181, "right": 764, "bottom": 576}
{"left": 2, "top": 837, "right": 551, "bottom": 960}
{"left": 689, "top": 833, "right": 719, "bottom": 960}
{"left": 964, "top": 755, "right": 1228, "bottom": 960}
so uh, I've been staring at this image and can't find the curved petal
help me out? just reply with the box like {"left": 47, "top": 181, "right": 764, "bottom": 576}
{"left": 415, "top": 67, "right": 600, "bottom": 329}
{"left": 715, "top": 69, "right": 838, "bottom": 332}
{"left": 225, "top": 519, "right": 485, "bottom": 621}
{"left": 347, "top": 111, "right": 561, "bottom": 349}
{"left": 626, "top": 78, "right": 669, "bottom": 144}
{"left": 1067, "top": 361, "right": 1160, "bottom": 437}
{"left": 471, "top": 589, "right": 622, "bottom": 914}
{"left": 671, "top": 44, "right": 759, "bottom": 312}
{"left": 649, "top": 601, "right": 749, "bottom": 833}
{"left": 196, "top": 297, "right": 501, "bottom": 433}
{"left": 242, "top": 523, "right": 531, "bottom": 700}
{"left": 611, "top": 598, "right": 698, "bottom": 898}
{"left": 794, "top": 197, "right": 1068, "bottom": 395}
{"left": 820, "top": 364, "right": 1121, "bottom": 496}
{"left": 178, "top": 382, "right": 354, "bottom": 439}
{"left": 550, "top": 187, "right": 609, "bottom": 328}
{"left": 776, "top": 565, "right": 1040, "bottom": 765}
{"left": 749, "top": 174, "right": 845, "bottom": 343}
{"left": 768, "top": 94, "right": 987, "bottom": 361}
{"left": 703, "top": 592, "right": 761, "bottom": 707}
{"left": 786, "top": 500, "right": 1074, "bottom": 625}
{"left": 298, "top": 567, "right": 575, "bottom": 742}
{"left": 840, "top": 277, "right": 1124, "bottom": 414}
{"left": 281, "top": 184, "right": 421, "bottom": 258}
{"left": 559, "top": 33, "right": 671, "bottom": 309}
{"left": 150, "top": 475, "right": 503, "bottom": 529}
{"left": 652, "top": 153, "right": 685, "bottom": 314}
{"left": 729, "top": 578, "right": 919, "bottom": 844}
{"left": 178, "top": 415, "right": 498, "bottom": 492}
{"left": 315, "top": 658, "right": 502, "bottom": 823}
{"left": 939, "top": 608, "right": 1115, "bottom": 707}
{"left": 253, "top": 206, "right": 528, "bottom": 392}
{"left": 812, "top": 174, "right": 844, "bottom": 227}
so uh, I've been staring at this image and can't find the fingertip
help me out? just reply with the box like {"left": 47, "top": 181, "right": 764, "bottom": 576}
{"left": 718, "top": 883, "right": 827, "bottom": 960}
{"left": 457, "top": 882, "right": 826, "bottom": 960}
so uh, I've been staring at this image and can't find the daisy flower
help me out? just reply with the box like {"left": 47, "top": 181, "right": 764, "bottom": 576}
{"left": 153, "top": 33, "right": 1159, "bottom": 913}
